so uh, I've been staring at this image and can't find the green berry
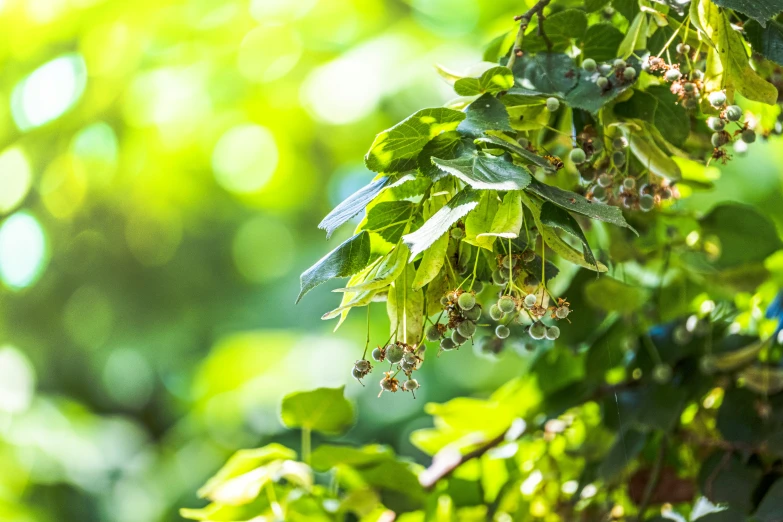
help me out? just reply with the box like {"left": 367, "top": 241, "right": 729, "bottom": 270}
{"left": 403, "top": 379, "right": 419, "bottom": 392}
{"left": 613, "top": 59, "right": 626, "bottom": 69}
{"left": 458, "top": 292, "right": 476, "bottom": 311}
{"left": 692, "top": 69, "right": 704, "bottom": 80}
{"left": 612, "top": 150, "right": 626, "bottom": 167}
{"left": 664, "top": 69, "right": 682, "bottom": 82}
{"left": 425, "top": 325, "right": 442, "bottom": 342}
{"left": 371, "top": 347, "right": 383, "bottom": 361}
{"left": 708, "top": 91, "right": 726, "bottom": 107}
{"left": 401, "top": 359, "right": 415, "bottom": 372}
{"left": 741, "top": 128, "right": 756, "bottom": 144}
{"left": 457, "top": 320, "right": 477, "bottom": 338}
{"left": 596, "top": 76, "right": 609, "bottom": 89}
{"left": 582, "top": 58, "right": 597, "bottom": 72}
{"left": 707, "top": 117, "right": 725, "bottom": 131}
{"left": 683, "top": 82, "right": 695, "bottom": 92}
{"left": 524, "top": 294, "right": 537, "bottom": 308}
{"left": 450, "top": 227, "right": 464, "bottom": 239}
{"left": 569, "top": 148, "right": 586, "bottom": 164}
{"left": 380, "top": 377, "right": 395, "bottom": 391}
{"left": 440, "top": 295, "right": 449, "bottom": 306}
{"left": 555, "top": 306, "right": 570, "bottom": 319}
{"left": 495, "top": 324, "right": 510, "bottom": 339}
{"left": 545, "top": 325, "right": 560, "bottom": 340}
{"left": 623, "top": 67, "right": 636, "bottom": 80}
{"left": 529, "top": 322, "right": 546, "bottom": 340}
{"left": 492, "top": 269, "right": 507, "bottom": 286}
{"left": 352, "top": 367, "right": 365, "bottom": 380}
{"left": 639, "top": 194, "right": 655, "bottom": 212}
{"left": 652, "top": 363, "right": 672, "bottom": 384}
{"left": 592, "top": 185, "right": 607, "bottom": 201}
{"left": 472, "top": 280, "right": 484, "bottom": 293}
{"left": 711, "top": 132, "right": 728, "bottom": 148}
{"left": 489, "top": 304, "right": 503, "bottom": 321}
{"left": 463, "top": 305, "right": 481, "bottom": 321}
{"left": 386, "top": 345, "right": 404, "bottom": 364}
{"left": 622, "top": 177, "right": 635, "bottom": 190}
{"left": 355, "top": 359, "right": 371, "bottom": 372}
{"left": 440, "top": 337, "right": 457, "bottom": 351}
{"left": 501, "top": 255, "right": 517, "bottom": 269}
{"left": 451, "top": 330, "right": 468, "bottom": 345}
{"left": 597, "top": 172, "right": 613, "bottom": 188}
{"left": 676, "top": 43, "right": 690, "bottom": 54}
{"left": 498, "top": 295, "right": 516, "bottom": 314}
{"left": 403, "top": 352, "right": 416, "bottom": 365}
{"left": 612, "top": 137, "right": 627, "bottom": 150}
{"left": 725, "top": 105, "right": 743, "bottom": 122}
{"left": 546, "top": 97, "right": 560, "bottom": 112}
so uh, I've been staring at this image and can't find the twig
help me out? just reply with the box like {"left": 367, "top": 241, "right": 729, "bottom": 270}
{"left": 507, "top": 0, "right": 553, "bottom": 69}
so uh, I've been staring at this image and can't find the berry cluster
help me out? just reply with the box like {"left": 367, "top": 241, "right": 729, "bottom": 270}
{"left": 582, "top": 57, "right": 637, "bottom": 92}
{"left": 359, "top": 342, "right": 423, "bottom": 397}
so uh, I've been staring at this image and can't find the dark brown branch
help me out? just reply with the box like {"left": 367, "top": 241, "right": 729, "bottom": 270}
{"left": 507, "top": 0, "right": 553, "bottom": 69}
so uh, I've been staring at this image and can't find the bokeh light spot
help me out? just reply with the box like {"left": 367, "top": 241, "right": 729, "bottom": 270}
{"left": 249, "top": 0, "right": 316, "bottom": 21}
{"left": 63, "top": 285, "right": 114, "bottom": 349}
{"left": 71, "top": 122, "right": 119, "bottom": 188}
{"left": 0, "top": 147, "right": 32, "bottom": 214}
{"left": 40, "top": 155, "right": 88, "bottom": 219}
{"left": 103, "top": 348, "right": 154, "bottom": 409}
{"left": 232, "top": 216, "right": 295, "bottom": 283}
{"left": 0, "top": 346, "right": 35, "bottom": 414}
{"left": 411, "top": 0, "right": 479, "bottom": 37}
{"left": 0, "top": 212, "right": 48, "bottom": 290}
{"left": 125, "top": 208, "right": 183, "bottom": 267}
{"left": 212, "top": 124, "right": 278, "bottom": 194}
{"left": 11, "top": 54, "right": 87, "bottom": 131}
{"left": 238, "top": 25, "right": 302, "bottom": 83}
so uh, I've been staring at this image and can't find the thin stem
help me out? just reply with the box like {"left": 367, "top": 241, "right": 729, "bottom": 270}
{"left": 507, "top": 0, "right": 553, "bottom": 69}
{"left": 362, "top": 305, "right": 371, "bottom": 359}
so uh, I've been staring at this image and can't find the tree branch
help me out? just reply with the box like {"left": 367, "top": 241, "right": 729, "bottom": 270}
{"left": 507, "top": 0, "right": 553, "bottom": 69}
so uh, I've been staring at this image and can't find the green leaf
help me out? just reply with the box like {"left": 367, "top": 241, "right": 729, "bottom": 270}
{"left": 755, "top": 478, "right": 783, "bottom": 522}
{"left": 700, "top": 203, "right": 783, "bottom": 268}
{"left": 520, "top": 9, "right": 588, "bottom": 53}
{"left": 387, "top": 264, "right": 424, "bottom": 343}
{"left": 582, "top": 23, "right": 624, "bottom": 62}
{"left": 539, "top": 201, "right": 598, "bottom": 268}
{"left": 319, "top": 176, "right": 391, "bottom": 238}
{"left": 403, "top": 188, "right": 481, "bottom": 259}
{"left": 365, "top": 108, "right": 466, "bottom": 173}
{"left": 197, "top": 444, "right": 296, "bottom": 501}
{"left": 585, "top": 0, "right": 610, "bottom": 11}
{"left": 418, "top": 131, "right": 473, "bottom": 180}
{"left": 618, "top": 12, "right": 648, "bottom": 59}
{"left": 333, "top": 244, "right": 408, "bottom": 293}
{"left": 746, "top": 19, "right": 783, "bottom": 67}
{"left": 698, "top": 451, "right": 762, "bottom": 511}
{"left": 612, "top": 0, "right": 640, "bottom": 21}
{"left": 740, "top": 365, "right": 783, "bottom": 395}
{"left": 478, "top": 191, "right": 523, "bottom": 239}
{"left": 584, "top": 276, "right": 650, "bottom": 314}
{"left": 520, "top": 192, "right": 608, "bottom": 272}
{"left": 526, "top": 177, "right": 635, "bottom": 231}
{"left": 464, "top": 190, "right": 499, "bottom": 251}
{"left": 614, "top": 89, "right": 658, "bottom": 124}
{"left": 475, "top": 133, "right": 555, "bottom": 172}
{"left": 456, "top": 93, "right": 513, "bottom": 138}
{"left": 711, "top": 336, "right": 764, "bottom": 371}
{"left": 483, "top": 32, "right": 513, "bottom": 62}
{"left": 432, "top": 153, "right": 532, "bottom": 191}
{"left": 694, "top": 1, "right": 778, "bottom": 105}
{"left": 297, "top": 231, "right": 374, "bottom": 303}
{"left": 710, "top": 0, "right": 782, "bottom": 25}
{"left": 717, "top": 387, "right": 769, "bottom": 446}
{"left": 453, "top": 66, "right": 514, "bottom": 96}
{"left": 621, "top": 124, "right": 682, "bottom": 182}
{"left": 646, "top": 85, "right": 690, "bottom": 148}
{"left": 310, "top": 444, "right": 394, "bottom": 472}
{"left": 598, "top": 429, "right": 646, "bottom": 481}
{"left": 280, "top": 386, "right": 354, "bottom": 435}
{"left": 364, "top": 201, "right": 414, "bottom": 244}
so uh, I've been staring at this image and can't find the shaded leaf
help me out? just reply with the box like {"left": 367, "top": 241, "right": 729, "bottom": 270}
{"left": 417, "top": 131, "right": 473, "bottom": 180}
{"left": 364, "top": 201, "right": 414, "bottom": 244}
{"left": 521, "top": 9, "right": 588, "bottom": 53}
{"left": 598, "top": 429, "right": 646, "bottom": 481}
{"left": 365, "top": 108, "right": 465, "bottom": 173}
{"left": 334, "top": 244, "right": 408, "bottom": 293}
{"left": 584, "top": 276, "right": 649, "bottom": 312}
{"left": 755, "top": 478, "right": 783, "bottom": 522}
{"left": 310, "top": 444, "right": 394, "bottom": 472}
{"left": 432, "top": 152, "right": 532, "bottom": 191}
{"left": 280, "top": 386, "right": 354, "bottom": 435}
{"left": 539, "top": 201, "right": 598, "bottom": 267}
{"left": 647, "top": 85, "right": 690, "bottom": 148}
{"left": 583, "top": 23, "right": 624, "bottom": 62}
{"left": 621, "top": 124, "right": 682, "bottom": 181}
{"left": 711, "top": 0, "right": 782, "bottom": 25}
{"left": 456, "top": 93, "right": 513, "bottom": 138}
{"left": 698, "top": 451, "right": 762, "bottom": 511}
{"left": 618, "top": 13, "right": 648, "bottom": 59}
{"left": 298, "top": 231, "right": 374, "bottom": 303}
{"left": 475, "top": 133, "right": 555, "bottom": 171}
{"left": 700, "top": 203, "right": 783, "bottom": 268}
{"left": 403, "top": 189, "right": 481, "bottom": 259}
{"left": 614, "top": 89, "right": 658, "bottom": 123}
{"left": 746, "top": 19, "right": 783, "bottom": 66}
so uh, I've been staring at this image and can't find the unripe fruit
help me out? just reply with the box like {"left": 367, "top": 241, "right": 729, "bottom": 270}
{"left": 569, "top": 148, "right": 586, "bottom": 164}
{"left": 652, "top": 363, "right": 672, "bottom": 384}
{"left": 683, "top": 82, "right": 695, "bottom": 92}
{"left": 707, "top": 117, "right": 725, "bottom": 131}
{"left": 440, "top": 337, "right": 457, "bottom": 351}
{"left": 425, "top": 325, "right": 442, "bottom": 342}
{"left": 664, "top": 69, "right": 682, "bottom": 82}
{"left": 451, "top": 330, "right": 468, "bottom": 345}
{"left": 464, "top": 305, "right": 482, "bottom": 321}
{"left": 524, "top": 294, "right": 537, "bottom": 308}
{"left": 372, "top": 347, "right": 383, "bottom": 361}
{"left": 622, "top": 177, "right": 636, "bottom": 190}
{"left": 492, "top": 268, "right": 508, "bottom": 286}
{"left": 741, "top": 128, "right": 756, "bottom": 143}
{"left": 623, "top": 67, "right": 636, "bottom": 80}
{"left": 529, "top": 322, "right": 546, "bottom": 340}
{"left": 450, "top": 227, "right": 464, "bottom": 239}
{"left": 458, "top": 292, "right": 476, "bottom": 310}
{"left": 403, "top": 352, "right": 416, "bottom": 365}
{"left": 555, "top": 306, "right": 570, "bottom": 319}
{"left": 440, "top": 295, "right": 449, "bottom": 306}
{"left": 708, "top": 91, "right": 726, "bottom": 107}
{"left": 684, "top": 97, "right": 698, "bottom": 110}
{"left": 639, "top": 194, "right": 655, "bottom": 212}
{"left": 676, "top": 43, "right": 690, "bottom": 54}
{"left": 692, "top": 69, "right": 704, "bottom": 80}
{"left": 489, "top": 304, "right": 503, "bottom": 321}
{"left": 457, "top": 320, "right": 477, "bottom": 338}
{"left": 546, "top": 97, "right": 560, "bottom": 112}
{"left": 522, "top": 250, "right": 536, "bottom": 262}
{"left": 495, "top": 324, "right": 510, "bottom": 339}
{"left": 612, "top": 137, "right": 627, "bottom": 150}
{"left": 673, "top": 325, "right": 691, "bottom": 345}
{"left": 355, "top": 359, "right": 371, "bottom": 372}
{"left": 725, "top": 105, "right": 742, "bottom": 122}
{"left": 498, "top": 295, "right": 516, "bottom": 314}
{"left": 386, "top": 345, "right": 404, "bottom": 363}
{"left": 597, "top": 172, "right": 613, "bottom": 188}
{"left": 545, "top": 325, "right": 560, "bottom": 340}
{"left": 582, "top": 58, "right": 597, "bottom": 72}
{"left": 352, "top": 367, "right": 365, "bottom": 380}
{"left": 592, "top": 185, "right": 607, "bottom": 201}
{"left": 596, "top": 76, "right": 609, "bottom": 89}
{"left": 612, "top": 150, "right": 626, "bottom": 167}
{"left": 472, "top": 280, "right": 484, "bottom": 293}
{"left": 502, "top": 255, "right": 517, "bottom": 269}
{"left": 401, "top": 359, "right": 415, "bottom": 372}
{"left": 403, "top": 379, "right": 419, "bottom": 391}
{"left": 613, "top": 58, "right": 626, "bottom": 69}
{"left": 711, "top": 132, "right": 728, "bottom": 148}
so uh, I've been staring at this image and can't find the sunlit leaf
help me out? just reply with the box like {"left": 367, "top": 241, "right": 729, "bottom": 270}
{"left": 456, "top": 93, "right": 513, "bottom": 138}
{"left": 319, "top": 177, "right": 391, "bottom": 238}
{"left": 453, "top": 66, "right": 514, "bottom": 96}
{"left": 280, "top": 386, "right": 354, "bottom": 435}
{"left": 402, "top": 188, "right": 481, "bottom": 259}
{"left": 478, "top": 190, "right": 523, "bottom": 239}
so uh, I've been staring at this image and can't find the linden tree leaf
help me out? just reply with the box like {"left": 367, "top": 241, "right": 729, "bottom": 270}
{"left": 297, "top": 231, "right": 374, "bottom": 303}
{"left": 710, "top": 0, "right": 782, "bottom": 25}
{"left": 700, "top": 203, "right": 783, "bottom": 268}
{"left": 755, "top": 478, "right": 783, "bottom": 522}
{"left": 464, "top": 190, "right": 499, "bottom": 251}
{"left": 364, "top": 201, "right": 414, "bottom": 244}
{"left": 618, "top": 12, "right": 648, "bottom": 59}
{"left": 620, "top": 123, "right": 682, "bottom": 181}
{"left": 431, "top": 152, "right": 532, "bottom": 191}
{"left": 474, "top": 133, "right": 554, "bottom": 172}
{"left": 413, "top": 193, "right": 450, "bottom": 289}
{"left": 539, "top": 201, "right": 598, "bottom": 268}
{"left": 365, "top": 108, "right": 465, "bottom": 173}
{"left": 280, "top": 386, "right": 354, "bottom": 435}
{"left": 418, "top": 131, "right": 473, "bottom": 180}
{"left": 403, "top": 188, "right": 481, "bottom": 259}
{"left": 453, "top": 66, "right": 514, "bottom": 96}
{"left": 319, "top": 176, "right": 392, "bottom": 238}
{"left": 646, "top": 85, "right": 690, "bottom": 148}
{"left": 387, "top": 264, "right": 424, "bottom": 343}
{"left": 477, "top": 191, "right": 523, "bottom": 239}
{"left": 614, "top": 89, "right": 659, "bottom": 123}
{"left": 520, "top": 9, "right": 588, "bottom": 53}
{"left": 197, "top": 444, "right": 296, "bottom": 501}
{"left": 582, "top": 23, "right": 624, "bottom": 62}
{"left": 333, "top": 244, "right": 408, "bottom": 293}
{"left": 745, "top": 19, "right": 783, "bottom": 66}
{"left": 456, "top": 93, "right": 513, "bottom": 138}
